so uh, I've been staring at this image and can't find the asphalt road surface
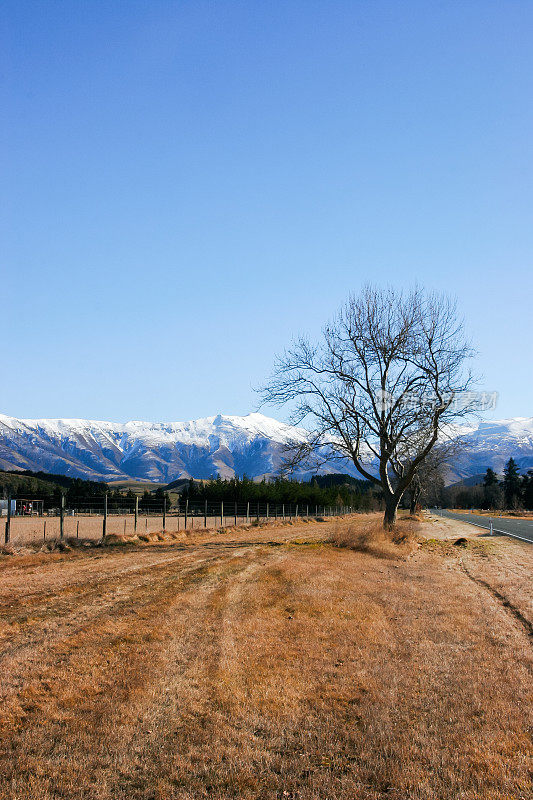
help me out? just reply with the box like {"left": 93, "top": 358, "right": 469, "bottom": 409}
{"left": 432, "top": 508, "right": 533, "bottom": 544}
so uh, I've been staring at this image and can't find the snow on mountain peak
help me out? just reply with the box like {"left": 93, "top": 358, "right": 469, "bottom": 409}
{"left": 0, "top": 412, "right": 531, "bottom": 484}
{"left": 0, "top": 411, "right": 310, "bottom": 482}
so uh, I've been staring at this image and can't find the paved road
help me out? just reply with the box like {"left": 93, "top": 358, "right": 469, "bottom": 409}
{"left": 432, "top": 508, "right": 533, "bottom": 544}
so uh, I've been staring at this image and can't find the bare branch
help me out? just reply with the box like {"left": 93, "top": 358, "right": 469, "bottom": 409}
{"left": 260, "top": 285, "right": 477, "bottom": 528}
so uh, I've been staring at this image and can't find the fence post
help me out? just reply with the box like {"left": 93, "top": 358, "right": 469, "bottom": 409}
{"left": 43, "top": 520, "right": 46, "bottom": 541}
{"left": 295, "top": 503, "right": 298, "bottom": 520}
{"left": 246, "top": 501, "right": 250, "bottom": 524}
{"left": 256, "top": 502, "right": 260, "bottom": 523}
{"left": 60, "top": 494, "right": 65, "bottom": 540}
{"left": 103, "top": 493, "right": 108, "bottom": 537}
{"left": 5, "top": 495, "right": 11, "bottom": 544}
{"left": 266, "top": 502, "right": 269, "bottom": 521}
{"left": 204, "top": 499, "right": 208, "bottom": 528}
{"left": 282, "top": 503, "right": 285, "bottom": 521}
{"left": 221, "top": 501, "right": 224, "bottom": 527}
{"left": 185, "top": 499, "right": 188, "bottom": 530}
{"left": 135, "top": 496, "right": 138, "bottom": 532}
{"left": 234, "top": 501, "right": 237, "bottom": 527}
{"left": 306, "top": 504, "right": 309, "bottom": 518}
{"left": 163, "top": 497, "right": 166, "bottom": 533}
{"left": 77, "top": 520, "right": 80, "bottom": 538}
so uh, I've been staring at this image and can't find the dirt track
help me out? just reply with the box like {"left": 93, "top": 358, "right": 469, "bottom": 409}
{"left": 0, "top": 514, "right": 531, "bottom": 799}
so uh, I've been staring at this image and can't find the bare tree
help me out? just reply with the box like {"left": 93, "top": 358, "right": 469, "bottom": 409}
{"left": 261, "top": 286, "right": 476, "bottom": 528}
{"left": 404, "top": 442, "right": 456, "bottom": 513}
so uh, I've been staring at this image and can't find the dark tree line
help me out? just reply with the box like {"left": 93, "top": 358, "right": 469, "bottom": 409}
{"left": 0, "top": 470, "right": 109, "bottom": 511}
{"left": 1, "top": 467, "right": 384, "bottom": 513}
{"left": 181, "top": 475, "right": 381, "bottom": 511}
{"left": 433, "top": 458, "right": 533, "bottom": 511}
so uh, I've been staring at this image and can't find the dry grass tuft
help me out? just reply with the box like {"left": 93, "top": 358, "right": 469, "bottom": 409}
{"left": 331, "top": 513, "right": 419, "bottom": 558}
{"left": 102, "top": 533, "right": 137, "bottom": 546}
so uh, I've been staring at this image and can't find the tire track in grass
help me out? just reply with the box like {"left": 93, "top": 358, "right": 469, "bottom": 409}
{"left": 460, "top": 561, "right": 533, "bottom": 643}
{"left": 104, "top": 548, "right": 263, "bottom": 800}
{"left": 2, "top": 558, "right": 249, "bottom": 744}
{"left": 0, "top": 549, "right": 236, "bottom": 721}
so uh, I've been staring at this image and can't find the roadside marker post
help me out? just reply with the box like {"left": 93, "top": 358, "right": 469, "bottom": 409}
{"left": 5, "top": 495, "right": 11, "bottom": 544}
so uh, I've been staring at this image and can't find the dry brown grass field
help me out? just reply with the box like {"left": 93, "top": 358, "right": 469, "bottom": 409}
{"left": 0, "top": 513, "right": 531, "bottom": 799}
{"left": 5, "top": 513, "right": 255, "bottom": 545}
{"left": 452, "top": 509, "right": 533, "bottom": 520}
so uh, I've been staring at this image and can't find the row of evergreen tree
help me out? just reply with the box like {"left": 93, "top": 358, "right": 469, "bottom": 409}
{"left": 444, "top": 458, "right": 533, "bottom": 510}
{"left": 179, "top": 475, "right": 380, "bottom": 510}
{"left": 0, "top": 470, "right": 109, "bottom": 511}
{"left": 1, "top": 469, "right": 383, "bottom": 513}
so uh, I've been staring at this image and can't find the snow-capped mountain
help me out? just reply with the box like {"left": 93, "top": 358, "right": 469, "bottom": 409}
{"left": 0, "top": 412, "right": 531, "bottom": 484}
{"left": 444, "top": 417, "right": 533, "bottom": 482}
{"left": 0, "top": 412, "right": 350, "bottom": 483}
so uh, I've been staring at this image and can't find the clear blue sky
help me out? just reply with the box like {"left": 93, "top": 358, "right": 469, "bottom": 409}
{"left": 2, "top": 1, "right": 532, "bottom": 423}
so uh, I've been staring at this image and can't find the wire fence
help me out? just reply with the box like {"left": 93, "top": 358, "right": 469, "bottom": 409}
{"left": 2, "top": 497, "right": 353, "bottom": 547}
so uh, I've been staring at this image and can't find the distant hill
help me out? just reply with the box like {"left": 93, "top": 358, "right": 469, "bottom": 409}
{"left": 446, "top": 474, "right": 487, "bottom": 489}
{"left": 0, "top": 468, "right": 108, "bottom": 498}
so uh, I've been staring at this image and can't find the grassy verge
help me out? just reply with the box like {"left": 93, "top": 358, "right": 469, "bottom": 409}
{"left": 0, "top": 514, "right": 531, "bottom": 799}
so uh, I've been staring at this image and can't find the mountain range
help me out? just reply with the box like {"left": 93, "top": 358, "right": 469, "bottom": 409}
{"left": 0, "top": 412, "right": 532, "bottom": 485}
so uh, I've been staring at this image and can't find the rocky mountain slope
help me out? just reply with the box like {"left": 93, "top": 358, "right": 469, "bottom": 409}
{"left": 445, "top": 417, "right": 533, "bottom": 482}
{"left": 0, "top": 412, "right": 531, "bottom": 484}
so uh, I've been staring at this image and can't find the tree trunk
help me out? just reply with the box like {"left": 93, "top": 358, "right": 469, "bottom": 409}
{"left": 409, "top": 487, "right": 420, "bottom": 515}
{"left": 383, "top": 494, "right": 399, "bottom": 529}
